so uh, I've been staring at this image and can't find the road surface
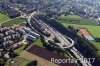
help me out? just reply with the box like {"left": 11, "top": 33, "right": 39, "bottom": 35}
{"left": 27, "top": 12, "right": 92, "bottom": 66}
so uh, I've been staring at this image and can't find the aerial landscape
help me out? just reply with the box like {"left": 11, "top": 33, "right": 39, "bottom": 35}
{"left": 0, "top": 0, "right": 100, "bottom": 66}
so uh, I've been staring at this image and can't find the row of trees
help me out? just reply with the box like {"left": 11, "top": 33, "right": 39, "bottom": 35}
{"left": 53, "top": 36, "right": 61, "bottom": 43}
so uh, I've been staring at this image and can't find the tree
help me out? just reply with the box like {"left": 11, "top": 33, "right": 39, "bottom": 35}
{"left": 27, "top": 60, "right": 38, "bottom": 66}
{"left": 53, "top": 36, "right": 60, "bottom": 43}
{"left": 0, "top": 59, "right": 5, "bottom": 66}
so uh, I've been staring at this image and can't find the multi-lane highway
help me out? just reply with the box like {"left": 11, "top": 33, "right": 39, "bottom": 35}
{"left": 41, "top": 20, "right": 92, "bottom": 66}
{"left": 27, "top": 12, "right": 92, "bottom": 66}
{"left": 41, "top": 21, "right": 74, "bottom": 49}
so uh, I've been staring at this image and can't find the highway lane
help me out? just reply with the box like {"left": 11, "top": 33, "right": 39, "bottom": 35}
{"left": 42, "top": 22, "right": 74, "bottom": 48}
{"left": 27, "top": 12, "right": 92, "bottom": 66}
{"left": 39, "top": 19, "right": 92, "bottom": 66}
{"left": 41, "top": 22, "right": 70, "bottom": 48}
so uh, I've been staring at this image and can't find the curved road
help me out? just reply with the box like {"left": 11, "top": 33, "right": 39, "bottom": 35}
{"left": 27, "top": 12, "right": 92, "bottom": 66}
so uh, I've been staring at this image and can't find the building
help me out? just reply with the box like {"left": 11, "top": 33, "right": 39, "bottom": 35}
{"left": 24, "top": 27, "right": 40, "bottom": 38}
{"left": 11, "top": 43, "right": 18, "bottom": 50}
{"left": 27, "top": 35, "right": 36, "bottom": 42}
{"left": 0, "top": 33, "right": 4, "bottom": 39}
{"left": 11, "top": 34, "right": 21, "bottom": 40}
{"left": 5, "top": 30, "right": 16, "bottom": 36}
{"left": 3, "top": 36, "right": 12, "bottom": 41}
{"left": 18, "top": 29, "right": 26, "bottom": 35}
{"left": 2, "top": 41, "right": 13, "bottom": 47}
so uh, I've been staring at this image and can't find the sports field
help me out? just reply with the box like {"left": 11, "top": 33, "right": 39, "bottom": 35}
{"left": 0, "top": 13, "right": 10, "bottom": 22}
{"left": 80, "top": 28, "right": 95, "bottom": 41}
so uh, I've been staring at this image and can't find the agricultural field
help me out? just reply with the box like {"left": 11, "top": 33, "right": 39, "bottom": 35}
{"left": 0, "top": 13, "right": 10, "bottom": 23}
{"left": 58, "top": 15, "right": 100, "bottom": 51}
{"left": 2, "top": 18, "right": 26, "bottom": 27}
{"left": 58, "top": 15, "right": 98, "bottom": 26}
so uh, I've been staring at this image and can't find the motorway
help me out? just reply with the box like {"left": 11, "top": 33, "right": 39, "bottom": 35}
{"left": 41, "top": 21, "right": 74, "bottom": 49}
{"left": 40, "top": 21, "right": 92, "bottom": 66}
{"left": 27, "top": 12, "right": 92, "bottom": 66}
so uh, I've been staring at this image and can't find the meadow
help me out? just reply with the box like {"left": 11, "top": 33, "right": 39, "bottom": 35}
{"left": 59, "top": 15, "right": 100, "bottom": 51}
{"left": 0, "top": 13, "right": 10, "bottom": 22}
{"left": 58, "top": 15, "right": 98, "bottom": 26}
{"left": 2, "top": 18, "right": 26, "bottom": 27}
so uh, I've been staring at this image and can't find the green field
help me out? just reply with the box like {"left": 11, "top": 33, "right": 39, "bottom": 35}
{"left": 58, "top": 15, "right": 100, "bottom": 51}
{"left": 15, "top": 45, "right": 26, "bottom": 55}
{"left": 0, "top": 13, "right": 10, "bottom": 22}
{"left": 34, "top": 39, "right": 44, "bottom": 48}
{"left": 19, "top": 60, "right": 30, "bottom": 66}
{"left": 92, "top": 42, "right": 100, "bottom": 51}
{"left": 2, "top": 18, "right": 26, "bottom": 27}
{"left": 59, "top": 15, "right": 82, "bottom": 19}
{"left": 62, "top": 23, "right": 100, "bottom": 50}
{"left": 14, "top": 56, "right": 21, "bottom": 63}
{"left": 58, "top": 15, "right": 98, "bottom": 26}
{"left": 62, "top": 23, "right": 100, "bottom": 38}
